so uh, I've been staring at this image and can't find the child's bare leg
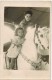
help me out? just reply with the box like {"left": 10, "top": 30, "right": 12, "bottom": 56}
{"left": 6, "top": 57, "right": 10, "bottom": 69}
{"left": 10, "top": 58, "right": 17, "bottom": 70}
{"left": 14, "top": 58, "right": 17, "bottom": 70}
{"left": 10, "top": 58, "right": 15, "bottom": 69}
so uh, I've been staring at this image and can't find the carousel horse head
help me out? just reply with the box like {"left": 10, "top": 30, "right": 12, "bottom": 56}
{"left": 35, "top": 26, "right": 49, "bottom": 55}
{"left": 34, "top": 26, "right": 49, "bottom": 70}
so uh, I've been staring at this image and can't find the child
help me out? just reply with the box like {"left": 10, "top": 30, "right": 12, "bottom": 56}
{"left": 18, "top": 10, "right": 33, "bottom": 35}
{"left": 6, "top": 28, "right": 25, "bottom": 70}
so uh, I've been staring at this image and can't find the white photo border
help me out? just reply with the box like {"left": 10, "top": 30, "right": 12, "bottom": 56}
{"left": 0, "top": 1, "right": 51, "bottom": 79}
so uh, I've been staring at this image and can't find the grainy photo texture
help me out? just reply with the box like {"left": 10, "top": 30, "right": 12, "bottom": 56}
{"left": 3, "top": 7, "right": 50, "bottom": 70}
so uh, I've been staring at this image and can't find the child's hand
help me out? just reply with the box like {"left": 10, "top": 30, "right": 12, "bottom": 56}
{"left": 35, "top": 24, "right": 40, "bottom": 29}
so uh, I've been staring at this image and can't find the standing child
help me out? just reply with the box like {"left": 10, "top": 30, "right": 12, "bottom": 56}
{"left": 6, "top": 28, "right": 25, "bottom": 70}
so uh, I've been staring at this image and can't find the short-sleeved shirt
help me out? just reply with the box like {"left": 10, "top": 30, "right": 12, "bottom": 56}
{"left": 7, "top": 36, "right": 25, "bottom": 58}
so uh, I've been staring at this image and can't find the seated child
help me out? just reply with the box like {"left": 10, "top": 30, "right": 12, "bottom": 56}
{"left": 6, "top": 28, "right": 25, "bottom": 70}
{"left": 18, "top": 10, "right": 33, "bottom": 36}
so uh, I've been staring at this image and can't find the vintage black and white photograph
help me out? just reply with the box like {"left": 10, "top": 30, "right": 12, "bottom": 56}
{"left": 0, "top": 1, "right": 51, "bottom": 80}
{"left": 3, "top": 7, "right": 50, "bottom": 70}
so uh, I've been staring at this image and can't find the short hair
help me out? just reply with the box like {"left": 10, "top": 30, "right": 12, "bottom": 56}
{"left": 15, "top": 27, "right": 24, "bottom": 36}
{"left": 25, "top": 10, "right": 33, "bottom": 16}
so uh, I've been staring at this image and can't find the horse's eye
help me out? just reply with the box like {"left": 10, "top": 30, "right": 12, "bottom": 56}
{"left": 40, "top": 34, "right": 43, "bottom": 37}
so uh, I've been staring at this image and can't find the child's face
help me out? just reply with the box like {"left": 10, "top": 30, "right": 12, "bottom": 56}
{"left": 25, "top": 14, "right": 32, "bottom": 21}
{"left": 17, "top": 29, "right": 24, "bottom": 37}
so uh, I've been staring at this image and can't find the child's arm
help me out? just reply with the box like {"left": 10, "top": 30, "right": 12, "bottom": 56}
{"left": 7, "top": 38, "right": 16, "bottom": 52}
{"left": 7, "top": 44, "right": 15, "bottom": 52}
{"left": 20, "top": 38, "right": 25, "bottom": 44}
{"left": 12, "top": 22, "right": 19, "bottom": 30}
{"left": 19, "top": 19, "right": 25, "bottom": 29}
{"left": 16, "top": 38, "right": 25, "bottom": 46}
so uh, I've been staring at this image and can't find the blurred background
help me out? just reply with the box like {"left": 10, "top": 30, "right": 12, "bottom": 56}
{"left": 4, "top": 7, "right": 50, "bottom": 27}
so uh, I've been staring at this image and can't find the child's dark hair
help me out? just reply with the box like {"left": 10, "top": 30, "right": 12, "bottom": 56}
{"left": 15, "top": 27, "right": 24, "bottom": 36}
{"left": 25, "top": 10, "right": 33, "bottom": 16}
